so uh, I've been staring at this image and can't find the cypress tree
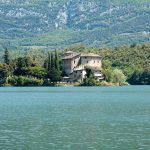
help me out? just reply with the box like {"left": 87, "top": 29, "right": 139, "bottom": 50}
{"left": 43, "top": 58, "right": 48, "bottom": 70}
{"left": 48, "top": 52, "right": 51, "bottom": 71}
{"left": 48, "top": 51, "right": 62, "bottom": 82}
{"left": 50, "top": 52, "right": 55, "bottom": 69}
{"left": 55, "top": 50, "right": 59, "bottom": 70}
{"left": 4, "top": 48, "right": 10, "bottom": 65}
{"left": 55, "top": 50, "right": 61, "bottom": 82}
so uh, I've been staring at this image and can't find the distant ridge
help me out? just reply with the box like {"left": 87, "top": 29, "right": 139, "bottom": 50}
{"left": 0, "top": 0, "right": 150, "bottom": 50}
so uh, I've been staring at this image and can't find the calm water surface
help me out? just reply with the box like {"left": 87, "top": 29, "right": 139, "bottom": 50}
{"left": 0, "top": 86, "right": 150, "bottom": 150}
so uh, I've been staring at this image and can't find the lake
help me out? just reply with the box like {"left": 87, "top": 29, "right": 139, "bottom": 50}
{"left": 0, "top": 86, "right": 150, "bottom": 150}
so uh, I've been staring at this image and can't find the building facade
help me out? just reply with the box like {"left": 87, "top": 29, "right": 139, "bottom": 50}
{"left": 62, "top": 51, "right": 103, "bottom": 82}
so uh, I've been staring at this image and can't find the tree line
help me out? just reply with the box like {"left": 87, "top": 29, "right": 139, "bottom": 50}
{"left": 0, "top": 49, "right": 62, "bottom": 86}
{"left": 0, "top": 43, "right": 150, "bottom": 86}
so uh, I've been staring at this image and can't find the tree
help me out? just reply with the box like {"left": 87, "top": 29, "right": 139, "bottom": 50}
{"left": 0, "top": 64, "right": 10, "bottom": 79}
{"left": 43, "top": 58, "right": 48, "bottom": 70}
{"left": 14, "top": 56, "right": 35, "bottom": 76}
{"left": 48, "top": 67, "right": 61, "bottom": 82}
{"left": 3, "top": 48, "right": 10, "bottom": 64}
{"left": 111, "top": 69, "right": 127, "bottom": 85}
{"left": 81, "top": 78, "right": 100, "bottom": 86}
{"left": 47, "top": 51, "right": 62, "bottom": 82}
{"left": 50, "top": 52, "right": 55, "bottom": 69}
{"left": 8, "top": 76, "right": 43, "bottom": 86}
{"left": 0, "top": 64, "right": 11, "bottom": 85}
{"left": 48, "top": 52, "right": 51, "bottom": 71}
{"left": 81, "top": 68, "right": 101, "bottom": 86}
{"left": 128, "top": 70, "right": 143, "bottom": 85}
{"left": 44, "top": 50, "right": 60, "bottom": 73}
{"left": 123, "top": 65, "right": 140, "bottom": 79}
{"left": 140, "top": 69, "right": 150, "bottom": 85}
{"left": 102, "top": 69, "right": 112, "bottom": 82}
{"left": 25, "top": 67, "right": 47, "bottom": 79}
{"left": 102, "top": 60, "right": 113, "bottom": 82}
{"left": 66, "top": 44, "right": 86, "bottom": 52}
{"left": 85, "top": 68, "right": 94, "bottom": 78}
{"left": 55, "top": 50, "right": 59, "bottom": 70}
{"left": 102, "top": 60, "right": 112, "bottom": 70}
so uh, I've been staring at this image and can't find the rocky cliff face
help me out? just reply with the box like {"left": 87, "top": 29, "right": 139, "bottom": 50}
{"left": 0, "top": 0, "right": 150, "bottom": 49}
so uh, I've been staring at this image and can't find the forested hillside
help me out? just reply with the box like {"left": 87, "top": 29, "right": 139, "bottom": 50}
{"left": 0, "top": 42, "right": 150, "bottom": 86}
{"left": 0, "top": 0, "right": 150, "bottom": 50}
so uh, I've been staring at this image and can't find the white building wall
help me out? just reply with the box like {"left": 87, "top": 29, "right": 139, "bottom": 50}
{"left": 69, "top": 70, "right": 86, "bottom": 82}
{"left": 62, "top": 56, "right": 80, "bottom": 75}
{"left": 71, "top": 56, "right": 80, "bottom": 71}
{"left": 81, "top": 57, "right": 102, "bottom": 69}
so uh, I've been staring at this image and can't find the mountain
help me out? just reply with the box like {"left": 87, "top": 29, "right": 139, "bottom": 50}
{"left": 0, "top": 0, "right": 150, "bottom": 50}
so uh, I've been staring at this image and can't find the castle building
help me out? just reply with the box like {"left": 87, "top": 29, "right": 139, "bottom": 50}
{"left": 62, "top": 51, "right": 103, "bottom": 83}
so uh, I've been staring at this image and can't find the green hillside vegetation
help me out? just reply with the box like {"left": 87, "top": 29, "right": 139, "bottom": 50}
{"left": 0, "top": 0, "right": 150, "bottom": 50}
{"left": 0, "top": 42, "right": 149, "bottom": 86}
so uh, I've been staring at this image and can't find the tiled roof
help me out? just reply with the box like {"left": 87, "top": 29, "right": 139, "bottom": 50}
{"left": 80, "top": 53, "right": 100, "bottom": 57}
{"left": 62, "top": 53, "right": 80, "bottom": 60}
{"left": 64, "top": 51, "right": 74, "bottom": 54}
{"left": 62, "top": 52, "right": 100, "bottom": 60}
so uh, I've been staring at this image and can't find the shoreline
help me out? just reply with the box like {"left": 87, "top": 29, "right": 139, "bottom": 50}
{"left": 0, "top": 83, "right": 129, "bottom": 87}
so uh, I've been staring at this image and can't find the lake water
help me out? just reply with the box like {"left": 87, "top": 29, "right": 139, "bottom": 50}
{"left": 0, "top": 86, "right": 150, "bottom": 150}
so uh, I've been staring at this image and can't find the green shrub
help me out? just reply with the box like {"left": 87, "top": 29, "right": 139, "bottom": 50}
{"left": 8, "top": 76, "right": 43, "bottom": 86}
{"left": 111, "top": 69, "right": 127, "bottom": 85}
{"left": 81, "top": 78, "right": 101, "bottom": 86}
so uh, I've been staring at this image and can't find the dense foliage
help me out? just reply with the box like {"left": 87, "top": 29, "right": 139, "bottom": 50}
{"left": 128, "top": 69, "right": 150, "bottom": 85}
{"left": 0, "top": 49, "right": 62, "bottom": 86}
{"left": 99, "top": 43, "right": 150, "bottom": 85}
{"left": 0, "top": 42, "right": 149, "bottom": 86}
